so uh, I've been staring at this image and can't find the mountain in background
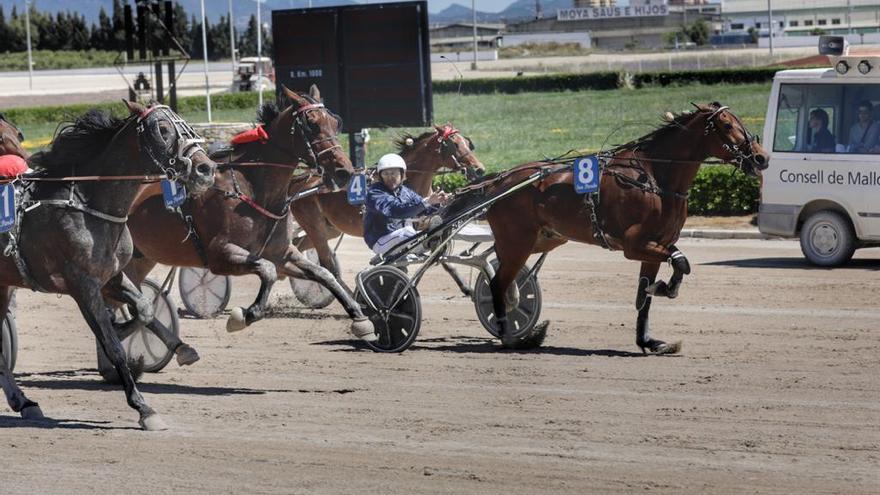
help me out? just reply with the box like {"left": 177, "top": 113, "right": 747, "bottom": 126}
{"left": 431, "top": 0, "right": 574, "bottom": 24}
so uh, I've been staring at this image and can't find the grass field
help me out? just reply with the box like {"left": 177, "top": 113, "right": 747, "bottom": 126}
{"left": 18, "top": 82, "right": 772, "bottom": 173}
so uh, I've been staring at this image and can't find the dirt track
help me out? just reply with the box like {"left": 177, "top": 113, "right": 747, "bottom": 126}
{"left": 3, "top": 237, "right": 879, "bottom": 494}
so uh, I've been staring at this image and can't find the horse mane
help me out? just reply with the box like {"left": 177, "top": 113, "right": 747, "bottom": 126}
{"left": 29, "top": 109, "right": 130, "bottom": 176}
{"left": 606, "top": 109, "right": 707, "bottom": 155}
{"left": 256, "top": 93, "right": 324, "bottom": 138}
{"left": 394, "top": 130, "right": 436, "bottom": 154}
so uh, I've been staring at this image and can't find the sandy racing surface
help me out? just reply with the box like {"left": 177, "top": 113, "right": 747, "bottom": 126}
{"left": 3, "top": 237, "right": 879, "bottom": 494}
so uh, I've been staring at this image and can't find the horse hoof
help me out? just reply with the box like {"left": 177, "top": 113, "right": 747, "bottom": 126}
{"left": 176, "top": 344, "right": 200, "bottom": 366}
{"left": 645, "top": 281, "right": 668, "bottom": 297}
{"left": 20, "top": 405, "right": 44, "bottom": 421}
{"left": 350, "top": 317, "right": 377, "bottom": 342}
{"left": 139, "top": 413, "right": 169, "bottom": 431}
{"left": 643, "top": 340, "right": 682, "bottom": 355}
{"left": 226, "top": 307, "right": 247, "bottom": 332}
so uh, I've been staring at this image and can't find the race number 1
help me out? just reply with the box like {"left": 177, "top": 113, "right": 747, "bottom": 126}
{"left": 347, "top": 173, "right": 366, "bottom": 205}
{"left": 0, "top": 183, "right": 15, "bottom": 233}
{"left": 161, "top": 179, "right": 187, "bottom": 209}
{"left": 573, "top": 156, "right": 600, "bottom": 194}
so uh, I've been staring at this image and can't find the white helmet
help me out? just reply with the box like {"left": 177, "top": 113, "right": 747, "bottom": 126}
{"left": 377, "top": 153, "right": 407, "bottom": 172}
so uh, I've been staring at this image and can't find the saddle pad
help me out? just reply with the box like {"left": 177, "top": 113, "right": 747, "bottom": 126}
{"left": 0, "top": 155, "right": 29, "bottom": 177}
{"left": 230, "top": 125, "right": 269, "bottom": 145}
{"left": 453, "top": 223, "right": 494, "bottom": 243}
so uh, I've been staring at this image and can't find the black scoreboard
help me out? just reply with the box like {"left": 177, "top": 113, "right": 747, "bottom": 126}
{"left": 272, "top": 1, "right": 432, "bottom": 133}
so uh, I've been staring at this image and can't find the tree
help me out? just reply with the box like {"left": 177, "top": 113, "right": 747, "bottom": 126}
{"left": 112, "top": 0, "right": 127, "bottom": 51}
{"left": 91, "top": 6, "right": 114, "bottom": 50}
{"left": 685, "top": 18, "right": 710, "bottom": 46}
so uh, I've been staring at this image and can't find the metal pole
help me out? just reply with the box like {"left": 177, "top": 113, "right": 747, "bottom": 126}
{"left": 847, "top": 0, "right": 852, "bottom": 35}
{"left": 24, "top": 0, "right": 33, "bottom": 90}
{"left": 229, "top": 0, "right": 237, "bottom": 74}
{"left": 200, "top": 0, "right": 212, "bottom": 122}
{"left": 257, "top": 0, "right": 263, "bottom": 109}
{"left": 471, "top": 0, "right": 477, "bottom": 70}
{"left": 767, "top": 0, "right": 774, "bottom": 56}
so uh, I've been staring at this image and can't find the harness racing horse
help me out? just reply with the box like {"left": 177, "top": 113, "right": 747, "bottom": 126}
{"left": 0, "top": 113, "right": 29, "bottom": 160}
{"left": 124, "top": 85, "right": 374, "bottom": 342}
{"left": 0, "top": 101, "right": 217, "bottom": 430}
{"left": 458, "top": 102, "right": 769, "bottom": 352}
{"left": 290, "top": 125, "right": 485, "bottom": 295}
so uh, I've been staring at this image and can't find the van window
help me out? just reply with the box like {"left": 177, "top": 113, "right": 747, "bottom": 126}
{"left": 775, "top": 83, "right": 880, "bottom": 154}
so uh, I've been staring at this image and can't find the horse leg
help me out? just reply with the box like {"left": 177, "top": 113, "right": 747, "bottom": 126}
{"left": 103, "top": 272, "right": 199, "bottom": 366}
{"left": 123, "top": 249, "right": 158, "bottom": 286}
{"left": 217, "top": 244, "right": 277, "bottom": 332}
{"left": 69, "top": 277, "right": 166, "bottom": 430}
{"left": 279, "top": 245, "right": 376, "bottom": 342}
{"left": 292, "top": 200, "right": 352, "bottom": 292}
{"left": 635, "top": 262, "right": 682, "bottom": 355}
{"left": 645, "top": 245, "right": 691, "bottom": 299}
{"left": 0, "top": 286, "right": 43, "bottom": 420}
{"left": 490, "top": 243, "right": 534, "bottom": 346}
{"left": 441, "top": 262, "right": 472, "bottom": 297}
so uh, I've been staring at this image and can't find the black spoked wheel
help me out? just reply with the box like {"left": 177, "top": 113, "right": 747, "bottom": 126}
{"left": 473, "top": 259, "right": 545, "bottom": 349}
{"left": 355, "top": 266, "right": 421, "bottom": 353}
{"left": 1, "top": 310, "right": 17, "bottom": 371}
{"left": 178, "top": 267, "right": 232, "bottom": 318}
{"left": 100, "top": 279, "right": 181, "bottom": 382}
{"left": 289, "top": 249, "right": 338, "bottom": 309}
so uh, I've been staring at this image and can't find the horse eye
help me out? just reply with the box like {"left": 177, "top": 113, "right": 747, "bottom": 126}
{"left": 724, "top": 123, "right": 733, "bottom": 130}
{"left": 18, "top": 132, "right": 24, "bottom": 142}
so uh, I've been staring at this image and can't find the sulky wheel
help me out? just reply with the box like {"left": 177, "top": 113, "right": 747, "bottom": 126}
{"left": 355, "top": 266, "right": 421, "bottom": 353}
{"left": 99, "top": 279, "right": 181, "bottom": 382}
{"left": 473, "top": 260, "right": 545, "bottom": 349}
{"left": 178, "top": 267, "right": 232, "bottom": 318}
{"left": 1, "top": 310, "right": 17, "bottom": 372}
{"left": 289, "top": 248, "right": 337, "bottom": 309}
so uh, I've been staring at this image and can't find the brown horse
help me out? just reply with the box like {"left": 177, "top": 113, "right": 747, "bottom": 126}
{"left": 0, "top": 113, "right": 29, "bottom": 160}
{"left": 290, "top": 124, "right": 485, "bottom": 292}
{"left": 0, "top": 102, "right": 216, "bottom": 430}
{"left": 124, "top": 85, "right": 375, "bottom": 345}
{"left": 455, "top": 102, "right": 769, "bottom": 352}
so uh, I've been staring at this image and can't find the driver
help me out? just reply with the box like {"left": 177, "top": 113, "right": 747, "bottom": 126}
{"left": 363, "top": 153, "right": 449, "bottom": 255}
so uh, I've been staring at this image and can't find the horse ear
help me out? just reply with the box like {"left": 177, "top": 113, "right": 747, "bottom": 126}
{"left": 123, "top": 99, "right": 146, "bottom": 116}
{"left": 711, "top": 101, "right": 723, "bottom": 108}
{"left": 281, "top": 85, "right": 302, "bottom": 104}
{"left": 309, "top": 84, "right": 321, "bottom": 101}
{"left": 663, "top": 112, "right": 675, "bottom": 122}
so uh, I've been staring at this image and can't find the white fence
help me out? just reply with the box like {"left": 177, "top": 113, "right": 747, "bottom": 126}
{"left": 431, "top": 50, "right": 499, "bottom": 63}
{"left": 501, "top": 32, "right": 591, "bottom": 48}
{"left": 758, "top": 33, "right": 880, "bottom": 49}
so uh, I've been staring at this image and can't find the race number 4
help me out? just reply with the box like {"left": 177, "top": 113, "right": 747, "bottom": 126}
{"left": 0, "top": 183, "right": 15, "bottom": 233}
{"left": 347, "top": 173, "right": 366, "bottom": 205}
{"left": 573, "top": 156, "right": 600, "bottom": 194}
{"left": 161, "top": 179, "right": 187, "bottom": 209}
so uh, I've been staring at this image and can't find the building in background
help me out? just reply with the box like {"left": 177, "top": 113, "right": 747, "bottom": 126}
{"left": 723, "top": 0, "right": 880, "bottom": 37}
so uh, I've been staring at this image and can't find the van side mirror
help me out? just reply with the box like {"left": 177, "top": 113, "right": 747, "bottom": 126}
{"left": 819, "top": 36, "right": 848, "bottom": 56}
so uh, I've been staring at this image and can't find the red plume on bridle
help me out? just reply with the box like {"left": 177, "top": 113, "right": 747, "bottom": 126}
{"left": 436, "top": 124, "right": 459, "bottom": 143}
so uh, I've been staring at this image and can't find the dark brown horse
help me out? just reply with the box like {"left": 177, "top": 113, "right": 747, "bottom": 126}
{"left": 456, "top": 102, "right": 769, "bottom": 352}
{"left": 290, "top": 124, "right": 485, "bottom": 292}
{"left": 0, "top": 101, "right": 217, "bottom": 430}
{"left": 0, "top": 113, "right": 29, "bottom": 160}
{"left": 124, "top": 85, "right": 374, "bottom": 343}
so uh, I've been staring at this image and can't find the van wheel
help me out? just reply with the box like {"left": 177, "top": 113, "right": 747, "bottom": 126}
{"left": 800, "top": 211, "right": 856, "bottom": 267}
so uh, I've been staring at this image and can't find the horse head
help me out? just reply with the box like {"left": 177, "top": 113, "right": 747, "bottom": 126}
{"left": 696, "top": 102, "right": 769, "bottom": 177}
{"left": 0, "top": 113, "right": 29, "bottom": 160}
{"left": 123, "top": 100, "right": 217, "bottom": 195}
{"left": 278, "top": 84, "right": 352, "bottom": 191}
{"left": 433, "top": 124, "right": 485, "bottom": 181}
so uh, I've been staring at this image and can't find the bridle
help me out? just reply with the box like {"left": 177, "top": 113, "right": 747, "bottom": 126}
{"left": 290, "top": 102, "right": 344, "bottom": 171}
{"left": 435, "top": 125, "right": 482, "bottom": 181}
{"left": 703, "top": 105, "right": 762, "bottom": 173}
{"left": 137, "top": 104, "right": 206, "bottom": 180}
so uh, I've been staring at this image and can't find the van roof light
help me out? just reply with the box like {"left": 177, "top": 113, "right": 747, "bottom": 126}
{"left": 819, "top": 35, "right": 849, "bottom": 56}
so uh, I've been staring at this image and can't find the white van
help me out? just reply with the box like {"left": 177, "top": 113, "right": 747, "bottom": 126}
{"left": 759, "top": 37, "right": 880, "bottom": 266}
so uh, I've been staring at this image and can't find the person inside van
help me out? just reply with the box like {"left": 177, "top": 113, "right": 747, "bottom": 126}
{"left": 806, "top": 108, "right": 835, "bottom": 153}
{"left": 847, "top": 100, "right": 880, "bottom": 153}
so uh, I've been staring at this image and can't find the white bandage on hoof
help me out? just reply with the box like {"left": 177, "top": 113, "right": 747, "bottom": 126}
{"left": 350, "top": 317, "right": 377, "bottom": 342}
{"left": 226, "top": 307, "right": 247, "bottom": 332}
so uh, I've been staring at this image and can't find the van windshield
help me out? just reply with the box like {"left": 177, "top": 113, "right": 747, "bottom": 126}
{"left": 774, "top": 83, "right": 880, "bottom": 154}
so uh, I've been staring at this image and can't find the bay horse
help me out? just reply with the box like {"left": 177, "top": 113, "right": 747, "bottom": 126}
{"left": 0, "top": 113, "right": 29, "bottom": 160}
{"left": 0, "top": 101, "right": 217, "bottom": 430}
{"left": 457, "top": 102, "right": 769, "bottom": 352}
{"left": 124, "top": 85, "right": 374, "bottom": 344}
{"left": 290, "top": 124, "right": 485, "bottom": 294}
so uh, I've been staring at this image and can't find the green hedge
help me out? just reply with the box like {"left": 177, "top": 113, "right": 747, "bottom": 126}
{"left": 433, "top": 164, "right": 759, "bottom": 216}
{"left": 0, "top": 50, "right": 118, "bottom": 71}
{"left": 432, "top": 72, "right": 620, "bottom": 94}
{"left": 5, "top": 90, "right": 273, "bottom": 125}
{"left": 687, "top": 165, "right": 759, "bottom": 215}
{"left": 631, "top": 67, "right": 781, "bottom": 88}
{"left": 431, "top": 67, "right": 781, "bottom": 95}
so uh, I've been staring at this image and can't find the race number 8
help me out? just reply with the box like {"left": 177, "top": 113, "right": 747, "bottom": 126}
{"left": 573, "top": 156, "right": 599, "bottom": 194}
